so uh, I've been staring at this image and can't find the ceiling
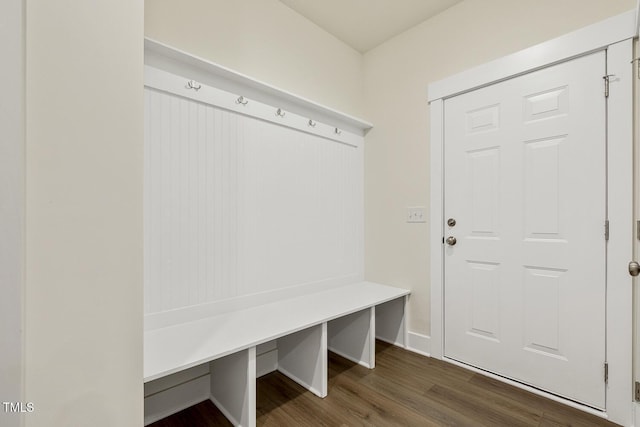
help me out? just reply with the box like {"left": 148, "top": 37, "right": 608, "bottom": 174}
{"left": 278, "top": 0, "right": 464, "bottom": 53}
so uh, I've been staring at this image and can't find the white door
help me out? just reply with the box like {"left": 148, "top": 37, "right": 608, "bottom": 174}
{"left": 444, "top": 51, "right": 607, "bottom": 409}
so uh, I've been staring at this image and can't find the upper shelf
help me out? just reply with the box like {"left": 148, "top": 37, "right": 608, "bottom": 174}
{"left": 145, "top": 38, "right": 373, "bottom": 137}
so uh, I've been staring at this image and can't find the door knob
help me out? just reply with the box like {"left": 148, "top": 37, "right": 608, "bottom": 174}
{"left": 446, "top": 236, "right": 457, "bottom": 246}
{"left": 629, "top": 261, "right": 640, "bottom": 277}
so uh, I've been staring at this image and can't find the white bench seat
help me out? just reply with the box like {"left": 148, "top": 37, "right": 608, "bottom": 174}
{"left": 144, "top": 281, "right": 410, "bottom": 426}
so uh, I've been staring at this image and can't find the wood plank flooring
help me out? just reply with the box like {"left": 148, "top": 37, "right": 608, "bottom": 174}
{"left": 149, "top": 341, "right": 618, "bottom": 427}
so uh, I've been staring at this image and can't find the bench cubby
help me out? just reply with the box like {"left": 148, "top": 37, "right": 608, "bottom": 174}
{"left": 144, "top": 282, "right": 409, "bottom": 426}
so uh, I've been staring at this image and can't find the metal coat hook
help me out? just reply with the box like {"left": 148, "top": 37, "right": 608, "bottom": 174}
{"left": 308, "top": 119, "right": 316, "bottom": 127}
{"left": 186, "top": 80, "right": 201, "bottom": 91}
{"left": 236, "top": 96, "right": 249, "bottom": 105}
{"left": 276, "top": 108, "right": 286, "bottom": 118}
{"left": 334, "top": 127, "right": 342, "bottom": 135}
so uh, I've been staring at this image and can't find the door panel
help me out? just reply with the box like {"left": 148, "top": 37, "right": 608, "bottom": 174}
{"left": 444, "top": 51, "right": 606, "bottom": 409}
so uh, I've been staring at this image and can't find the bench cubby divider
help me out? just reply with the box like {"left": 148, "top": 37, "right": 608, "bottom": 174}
{"left": 328, "top": 307, "right": 376, "bottom": 369}
{"left": 210, "top": 347, "right": 256, "bottom": 427}
{"left": 277, "top": 323, "right": 328, "bottom": 398}
{"left": 375, "top": 297, "right": 408, "bottom": 347}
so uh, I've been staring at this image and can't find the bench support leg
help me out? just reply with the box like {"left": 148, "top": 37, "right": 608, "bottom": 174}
{"left": 328, "top": 307, "right": 376, "bottom": 369}
{"left": 375, "top": 296, "right": 408, "bottom": 348}
{"left": 210, "top": 347, "right": 256, "bottom": 427}
{"left": 277, "top": 323, "right": 327, "bottom": 398}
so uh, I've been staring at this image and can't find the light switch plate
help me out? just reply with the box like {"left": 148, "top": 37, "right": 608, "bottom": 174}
{"left": 407, "top": 207, "right": 426, "bottom": 223}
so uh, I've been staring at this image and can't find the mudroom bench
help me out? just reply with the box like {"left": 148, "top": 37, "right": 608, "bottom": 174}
{"left": 144, "top": 281, "right": 410, "bottom": 427}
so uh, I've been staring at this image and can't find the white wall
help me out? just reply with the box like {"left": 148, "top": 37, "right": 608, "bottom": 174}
{"left": 0, "top": 1, "right": 24, "bottom": 426}
{"left": 24, "top": 1, "right": 144, "bottom": 426}
{"left": 362, "top": 0, "right": 636, "bottom": 337}
{"left": 145, "top": 0, "right": 365, "bottom": 118}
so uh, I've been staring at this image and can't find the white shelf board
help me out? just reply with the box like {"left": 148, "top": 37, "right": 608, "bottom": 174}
{"left": 145, "top": 38, "right": 373, "bottom": 137}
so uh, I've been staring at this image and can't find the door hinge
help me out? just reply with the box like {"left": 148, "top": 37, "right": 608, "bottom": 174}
{"left": 635, "top": 381, "right": 640, "bottom": 401}
{"left": 604, "top": 220, "right": 609, "bottom": 241}
{"left": 603, "top": 74, "right": 614, "bottom": 98}
{"left": 604, "top": 363, "right": 609, "bottom": 383}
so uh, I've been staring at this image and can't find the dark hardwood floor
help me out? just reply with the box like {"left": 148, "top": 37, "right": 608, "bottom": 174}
{"left": 150, "top": 341, "right": 618, "bottom": 426}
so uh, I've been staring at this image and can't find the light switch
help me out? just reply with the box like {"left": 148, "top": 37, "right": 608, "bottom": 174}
{"left": 407, "top": 207, "right": 426, "bottom": 223}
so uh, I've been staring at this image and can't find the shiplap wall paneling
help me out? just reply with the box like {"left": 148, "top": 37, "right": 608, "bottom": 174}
{"left": 145, "top": 88, "right": 243, "bottom": 314}
{"left": 241, "top": 118, "right": 362, "bottom": 296}
{"left": 144, "top": 86, "right": 364, "bottom": 316}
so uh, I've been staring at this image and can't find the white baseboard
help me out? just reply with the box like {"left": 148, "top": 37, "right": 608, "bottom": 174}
{"left": 406, "top": 331, "right": 431, "bottom": 357}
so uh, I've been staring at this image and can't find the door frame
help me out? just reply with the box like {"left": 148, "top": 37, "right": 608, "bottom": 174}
{"left": 428, "top": 10, "right": 635, "bottom": 426}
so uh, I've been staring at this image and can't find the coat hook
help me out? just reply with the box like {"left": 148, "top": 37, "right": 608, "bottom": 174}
{"left": 308, "top": 119, "right": 316, "bottom": 127}
{"left": 276, "top": 108, "right": 286, "bottom": 118}
{"left": 186, "top": 80, "right": 201, "bottom": 91}
{"left": 236, "top": 96, "right": 249, "bottom": 105}
{"left": 334, "top": 127, "right": 342, "bottom": 135}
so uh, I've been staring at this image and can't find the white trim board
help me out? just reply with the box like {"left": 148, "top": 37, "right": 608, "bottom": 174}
{"left": 145, "top": 66, "right": 363, "bottom": 148}
{"left": 429, "top": 12, "right": 635, "bottom": 426}
{"left": 606, "top": 38, "right": 634, "bottom": 427}
{"left": 145, "top": 38, "right": 372, "bottom": 137}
